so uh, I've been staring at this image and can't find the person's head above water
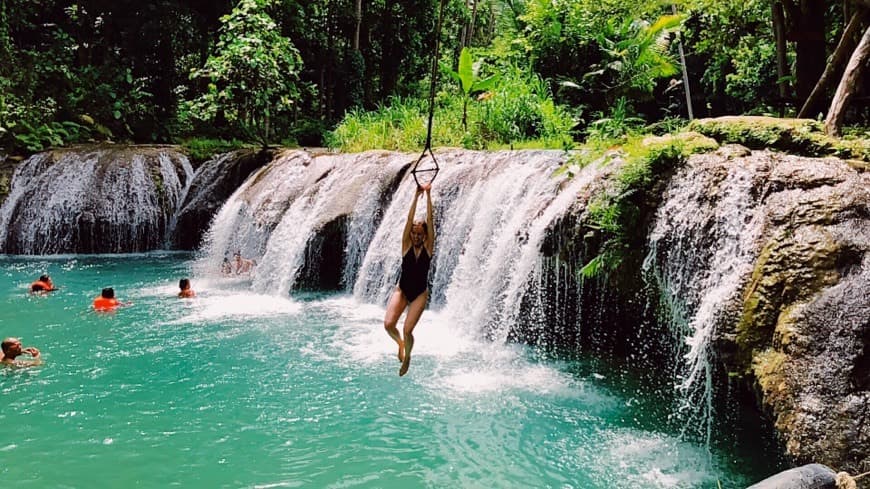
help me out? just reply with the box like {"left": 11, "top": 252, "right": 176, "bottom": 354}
{"left": 1, "top": 337, "right": 21, "bottom": 355}
{"left": 101, "top": 287, "right": 115, "bottom": 299}
{"left": 179, "top": 278, "right": 191, "bottom": 290}
{"left": 39, "top": 274, "right": 51, "bottom": 283}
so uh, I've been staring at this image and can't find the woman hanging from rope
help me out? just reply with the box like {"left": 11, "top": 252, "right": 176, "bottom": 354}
{"left": 384, "top": 182, "right": 435, "bottom": 377}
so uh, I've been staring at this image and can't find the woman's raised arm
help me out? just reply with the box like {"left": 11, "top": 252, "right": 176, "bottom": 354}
{"left": 402, "top": 186, "right": 422, "bottom": 253}
{"left": 424, "top": 186, "right": 435, "bottom": 254}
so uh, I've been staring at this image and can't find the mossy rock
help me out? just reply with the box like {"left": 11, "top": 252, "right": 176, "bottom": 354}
{"left": 689, "top": 116, "right": 868, "bottom": 161}
{"left": 641, "top": 131, "right": 720, "bottom": 155}
{"left": 734, "top": 226, "right": 843, "bottom": 374}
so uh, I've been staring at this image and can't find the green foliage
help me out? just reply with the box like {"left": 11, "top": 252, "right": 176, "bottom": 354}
{"left": 473, "top": 67, "right": 575, "bottom": 147}
{"left": 681, "top": 0, "right": 780, "bottom": 113}
{"left": 324, "top": 97, "right": 439, "bottom": 152}
{"left": 326, "top": 67, "right": 575, "bottom": 152}
{"left": 443, "top": 47, "right": 500, "bottom": 131}
{"left": 0, "top": 0, "right": 863, "bottom": 154}
{"left": 572, "top": 131, "right": 719, "bottom": 279}
{"left": 12, "top": 120, "right": 90, "bottom": 152}
{"left": 180, "top": 138, "right": 249, "bottom": 164}
{"left": 344, "top": 50, "right": 366, "bottom": 111}
{"left": 188, "top": 0, "right": 304, "bottom": 146}
{"left": 724, "top": 35, "right": 777, "bottom": 104}
{"left": 586, "top": 97, "right": 645, "bottom": 140}
{"left": 584, "top": 15, "right": 682, "bottom": 100}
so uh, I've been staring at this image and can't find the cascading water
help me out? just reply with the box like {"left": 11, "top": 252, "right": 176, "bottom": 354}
{"left": 0, "top": 146, "right": 193, "bottom": 254}
{"left": 644, "top": 152, "right": 769, "bottom": 446}
{"left": 351, "top": 150, "right": 603, "bottom": 341}
{"left": 197, "top": 150, "right": 409, "bottom": 295}
{"left": 201, "top": 148, "right": 606, "bottom": 342}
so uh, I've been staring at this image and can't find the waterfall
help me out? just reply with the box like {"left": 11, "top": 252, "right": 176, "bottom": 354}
{"left": 200, "top": 149, "right": 608, "bottom": 342}
{"left": 164, "top": 153, "right": 197, "bottom": 245}
{"left": 644, "top": 152, "right": 769, "bottom": 445}
{"left": 349, "top": 149, "right": 602, "bottom": 343}
{"left": 0, "top": 146, "right": 193, "bottom": 254}
{"left": 197, "top": 150, "right": 409, "bottom": 294}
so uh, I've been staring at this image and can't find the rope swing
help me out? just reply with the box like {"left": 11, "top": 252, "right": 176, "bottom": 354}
{"left": 411, "top": 0, "right": 449, "bottom": 188}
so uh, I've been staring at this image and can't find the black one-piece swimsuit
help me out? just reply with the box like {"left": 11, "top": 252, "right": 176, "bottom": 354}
{"left": 399, "top": 246, "right": 431, "bottom": 303}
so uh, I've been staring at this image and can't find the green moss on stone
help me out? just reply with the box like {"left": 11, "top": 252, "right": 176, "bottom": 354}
{"left": 752, "top": 348, "right": 792, "bottom": 410}
{"left": 734, "top": 227, "right": 845, "bottom": 377}
{"left": 689, "top": 116, "right": 869, "bottom": 161}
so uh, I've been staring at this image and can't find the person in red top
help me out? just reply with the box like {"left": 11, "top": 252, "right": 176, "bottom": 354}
{"left": 178, "top": 278, "right": 196, "bottom": 298}
{"left": 93, "top": 287, "right": 121, "bottom": 311}
{"left": 30, "top": 274, "right": 56, "bottom": 294}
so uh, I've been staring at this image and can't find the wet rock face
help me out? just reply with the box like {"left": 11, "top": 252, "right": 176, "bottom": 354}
{"left": 0, "top": 153, "right": 16, "bottom": 206}
{"left": 170, "top": 149, "right": 274, "bottom": 250}
{"left": 0, "top": 146, "right": 193, "bottom": 254}
{"left": 722, "top": 152, "right": 870, "bottom": 472}
{"left": 648, "top": 145, "right": 868, "bottom": 471}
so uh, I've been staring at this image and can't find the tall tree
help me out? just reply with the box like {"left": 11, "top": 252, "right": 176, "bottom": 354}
{"left": 799, "top": 8, "right": 869, "bottom": 117}
{"left": 189, "top": 0, "right": 304, "bottom": 145}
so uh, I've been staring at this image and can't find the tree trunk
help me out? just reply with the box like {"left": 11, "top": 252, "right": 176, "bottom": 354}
{"left": 799, "top": 8, "right": 868, "bottom": 118}
{"left": 773, "top": 2, "right": 790, "bottom": 101}
{"left": 353, "top": 0, "right": 362, "bottom": 51}
{"left": 459, "top": 0, "right": 470, "bottom": 48}
{"left": 825, "top": 25, "right": 870, "bottom": 136}
{"left": 468, "top": 0, "right": 479, "bottom": 46}
{"left": 379, "top": 0, "right": 401, "bottom": 97}
{"left": 792, "top": 0, "right": 828, "bottom": 103}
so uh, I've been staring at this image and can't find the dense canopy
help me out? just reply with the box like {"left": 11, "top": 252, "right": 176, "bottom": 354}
{"left": 0, "top": 0, "right": 867, "bottom": 154}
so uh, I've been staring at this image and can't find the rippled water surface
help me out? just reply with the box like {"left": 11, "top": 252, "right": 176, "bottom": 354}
{"left": 1, "top": 254, "right": 780, "bottom": 488}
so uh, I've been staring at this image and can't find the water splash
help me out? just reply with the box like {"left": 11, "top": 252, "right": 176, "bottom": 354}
{"left": 645, "top": 154, "right": 767, "bottom": 445}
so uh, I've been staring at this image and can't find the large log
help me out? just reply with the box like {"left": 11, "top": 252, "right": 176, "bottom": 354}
{"left": 798, "top": 9, "right": 869, "bottom": 118}
{"left": 824, "top": 25, "right": 870, "bottom": 136}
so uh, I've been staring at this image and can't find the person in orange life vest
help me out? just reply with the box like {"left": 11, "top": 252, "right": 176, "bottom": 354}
{"left": 30, "top": 274, "right": 56, "bottom": 293}
{"left": 383, "top": 182, "right": 435, "bottom": 377}
{"left": 1, "top": 337, "right": 41, "bottom": 367}
{"left": 93, "top": 287, "right": 123, "bottom": 311}
{"left": 178, "top": 278, "right": 196, "bottom": 298}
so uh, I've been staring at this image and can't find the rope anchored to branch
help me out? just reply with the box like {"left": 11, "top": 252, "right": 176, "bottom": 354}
{"left": 411, "top": 0, "right": 449, "bottom": 188}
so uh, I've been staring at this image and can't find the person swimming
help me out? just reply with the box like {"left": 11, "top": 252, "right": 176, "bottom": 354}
{"left": 1, "top": 337, "right": 41, "bottom": 366}
{"left": 178, "top": 278, "right": 196, "bottom": 298}
{"left": 30, "top": 274, "right": 56, "bottom": 293}
{"left": 383, "top": 182, "right": 435, "bottom": 376}
{"left": 233, "top": 251, "right": 256, "bottom": 275}
{"left": 93, "top": 287, "right": 122, "bottom": 311}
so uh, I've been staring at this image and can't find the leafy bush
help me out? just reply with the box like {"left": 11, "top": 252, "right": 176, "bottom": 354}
{"left": 572, "top": 132, "right": 718, "bottom": 279}
{"left": 180, "top": 138, "right": 248, "bottom": 164}
{"left": 327, "top": 66, "right": 575, "bottom": 152}
{"left": 585, "top": 97, "right": 645, "bottom": 140}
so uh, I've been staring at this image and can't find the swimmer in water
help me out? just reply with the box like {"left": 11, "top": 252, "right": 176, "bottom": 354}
{"left": 178, "top": 278, "right": 196, "bottom": 298}
{"left": 93, "top": 287, "right": 126, "bottom": 311}
{"left": 30, "top": 274, "right": 57, "bottom": 294}
{"left": 1, "top": 338, "right": 42, "bottom": 367}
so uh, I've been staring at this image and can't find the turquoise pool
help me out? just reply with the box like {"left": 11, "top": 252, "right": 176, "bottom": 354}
{"left": 1, "top": 254, "right": 780, "bottom": 488}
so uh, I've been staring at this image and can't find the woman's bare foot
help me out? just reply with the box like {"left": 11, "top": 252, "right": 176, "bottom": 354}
{"left": 399, "top": 353, "right": 411, "bottom": 376}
